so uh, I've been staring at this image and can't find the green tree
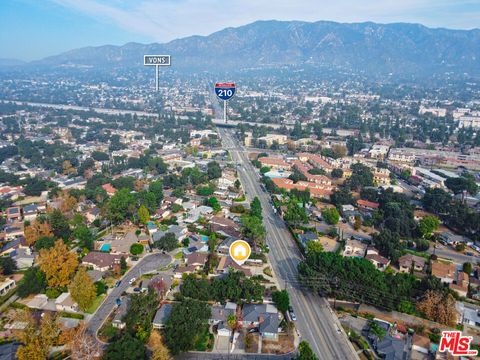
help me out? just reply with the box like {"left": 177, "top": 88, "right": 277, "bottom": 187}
{"left": 284, "top": 200, "right": 308, "bottom": 226}
{"left": 153, "top": 233, "right": 178, "bottom": 251}
{"left": 0, "top": 257, "right": 17, "bottom": 275}
{"left": 148, "top": 180, "right": 164, "bottom": 204}
{"left": 207, "top": 161, "right": 222, "bottom": 180}
{"left": 234, "top": 179, "right": 241, "bottom": 190}
{"left": 331, "top": 168, "right": 343, "bottom": 178}
{"left": 463, "top": 262, "right": 473, "bottom": 275}
{"left": 103, "top": 334, "right": 147, "bottom": 360}
{"left": 422, "top": 188, "right": 451, "bottom": 214}
{"left": 138, "top": 205, "right": 150, "bottom": 225}
{"left": 138, "top": 191, "right": 157, "bottom": 213}
{"left": 272, "top": 290, "right": 290, "bottom": 313}
{"left": 446, "top": 176, "right": 478, "bottom": 195}
{"left": 124, "top": 289, "right": 159, "bottom": 341}
{"left": 73, "top": 224, "right": 94, "bottom": 250}
{"left": 418, "top": 215, "right": 440, "bottom": 238}
{"left": 130, "top": 243, "right": 144, "bottom": 255}
{"left": 241, "top": 215, "right": 266, "bottom": 247}
{"left": 206, "top": 197, "right": 221, "bottom": 213}
{"left": 373, "top": 229, "right": 403, "bottom": 262}
{"left": 296, "top": 341, "right": 318, "bottom": 360}
{"left": 306, "top": 241, "right": 323, "bottom": 255}
{"left": 120, "top": 256, "right": 127, "bottom": 274}
{"left": 164, "top": 299, "right": 211, "bottom": 355}
{"left": 34, "top": 236, "right": 56, "bottom": 251}
{"left": 107, "top": 188, "right": 136, "bottom": 223}
{"left": 17, "top": 267, "right": 47, "bottom": 298}
{"left": 322, "top": 208, "right": 340, "bottom": 225}
{"left": 250, "top": 197, "right": 262, "bottom": 220}
{"left": 48, "top": 208, "right": 71, "bottom": 240}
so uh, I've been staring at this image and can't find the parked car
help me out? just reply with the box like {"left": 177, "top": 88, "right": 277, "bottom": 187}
{"left": 129, "top": 277, "right": 136, "bottom": 285}
{"left": 115, "top": 280, "right": 122, "bottom": 287}
{"left": 115, "top": 298, "right": 121, "bottom": 307}
{"left": 288, "top": 306, "right": 297, "bottom": 321}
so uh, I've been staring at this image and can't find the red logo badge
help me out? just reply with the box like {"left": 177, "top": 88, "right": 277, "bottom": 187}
{"left": 439, "top": 331, "right": 478, "bottom": 356}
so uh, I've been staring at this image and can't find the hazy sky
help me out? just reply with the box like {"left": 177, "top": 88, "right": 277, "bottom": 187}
{"left": 1, "top": 0, "right": 479, "bottom": 61}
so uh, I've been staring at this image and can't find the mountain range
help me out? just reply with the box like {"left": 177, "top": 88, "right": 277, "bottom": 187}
{"left": 8, "top": 20, "right": 480, "bottom": 78}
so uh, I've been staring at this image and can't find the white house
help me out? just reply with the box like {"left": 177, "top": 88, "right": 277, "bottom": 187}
{"left": 55, "top": 293, "right": 79, "bottom": 313}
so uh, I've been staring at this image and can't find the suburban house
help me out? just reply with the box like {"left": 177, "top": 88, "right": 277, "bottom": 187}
{"left": 357, "top": 199, "right": 380, "bottom": 212}
{"left": 209, "top": 302, "right": 237, "bottom": 337}
{"left": 0, "top": 278, "right": 15, "bottom": 296}
{"left": 449, "top": 271, "right": 469, "bottom": 297}
{"left": 185, "top": 252, "right": 208, "bottom": 269}
{"left": 431, "top": 261, "right": 456, "bottom": 284}
{"left": 365, "top": 253, "right": 390, "bottom": 271}
{"left": 153, "top": 304, "right": 173, "bottom": 329}
{"left": 6, "top": 207, "right": 22, "bottom": 222}
{"left": 82, "top": 252, "right": 122, "bottom": 271}
{"left": 241, "top": 303, "right": 280, "bottom": 339}
{"left": 101, "top": 183, "right": 117, "bottom": 196}
{"left": 55, "top": 293, "right": 79, "bottom": 313}
{"left": 112, "top": 298, "right": 129, "bottom": 329}
{"left": 216, "top": 256, "right": 252, "bottom": 277}
{"left": 185, "top": 205, "right": 213, "bottom": 223}
{"left": 210, "top": 216, "right": 241, "bottom": 238}
{"left": 398, "top": 254, "right": 426, "bottom": 273}
{"left": 342, "top": 239, "right": 367, "bottom": 258}
{"left": 85, "top": 207, "right": 100, "bottom": 223}
{"left": 174, "top": 265, "right": 197, "bottom": 278}
{"left": 22, "top": 204, "right": 38, "bottom": 221}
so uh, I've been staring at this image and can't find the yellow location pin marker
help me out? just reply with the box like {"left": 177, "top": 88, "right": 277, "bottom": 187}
{"left": 229, "top": 240, "right": 251, "bottom": 265}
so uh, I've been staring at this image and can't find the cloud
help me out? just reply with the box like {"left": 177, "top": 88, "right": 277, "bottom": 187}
{"left": 50, "top": 0, "right": 480, "bottom": 43}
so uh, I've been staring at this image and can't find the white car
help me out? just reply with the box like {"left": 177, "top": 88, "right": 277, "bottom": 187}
{"left": 129, "top": 277, "right": 136, "bottom": 285}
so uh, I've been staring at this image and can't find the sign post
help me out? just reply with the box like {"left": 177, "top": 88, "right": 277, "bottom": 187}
{"left": 144, "top": 55, "right": 171, "bottom": 91}
{"left": 214, "top": 82, "right": 236, "bottom": 123}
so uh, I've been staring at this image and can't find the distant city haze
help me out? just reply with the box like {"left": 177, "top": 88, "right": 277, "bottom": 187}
{"left": 0, "top": 0, "right": 479, "bottom": 60}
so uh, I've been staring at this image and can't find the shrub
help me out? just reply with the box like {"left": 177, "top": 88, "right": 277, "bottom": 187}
{"left": 46, "top": 288, "right": 62, "bottom": 299}
{"left": 130, "top": 243, "right": 144, "bottom": 255}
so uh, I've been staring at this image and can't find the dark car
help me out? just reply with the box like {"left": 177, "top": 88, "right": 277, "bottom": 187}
{"left": 115, "top": 280, "right": 121, "bottom": 288}
{"left": 115, "top": 298, "right": 122, "bottom": 307}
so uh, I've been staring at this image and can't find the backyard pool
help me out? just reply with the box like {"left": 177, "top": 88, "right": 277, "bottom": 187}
{"left": 200, "top": 235, "right": 209, "bottom": 242}
{"left": 99, "top": 243, "right": 111, "bottom": 252}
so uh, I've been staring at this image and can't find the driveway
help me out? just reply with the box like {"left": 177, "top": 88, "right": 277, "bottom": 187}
{"left": 86, "top": 252, "right": 171, "bottom": 340}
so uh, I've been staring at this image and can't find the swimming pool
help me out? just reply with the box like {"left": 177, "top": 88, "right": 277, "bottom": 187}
{"left": 200, "top": 235, "right": 209, "bottom": 242}
{"left": 99, "top": 243, "right": 111, "bottom": 252}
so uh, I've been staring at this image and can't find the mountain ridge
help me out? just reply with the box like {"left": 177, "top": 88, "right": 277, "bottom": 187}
{"left": 11, "top": 20, "right": 480, "bottom": 78}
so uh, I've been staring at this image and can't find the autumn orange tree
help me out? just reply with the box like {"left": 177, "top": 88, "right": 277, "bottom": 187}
{"left": 24, "top": 220, "right": 53, "bottom": 246}
{"left": 59, "top": 190, "right": 78, "bottom": 213}
{"left": 417, "top": 290, "right": 458, "bottom": 326}
{"left": 69, "top": 267, "right": 97, "bottom": 311}
{"left": 148, "top": 330, "right": 172, "bottom": 360}
{"left": 38, "top": 239, "right": 78, "bottom": 288}
{"left": 16, "top": 310, "right": 59, "bottom": 360}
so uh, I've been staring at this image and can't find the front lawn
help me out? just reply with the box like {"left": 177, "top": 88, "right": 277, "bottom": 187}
{"left": 85, "top": 294, "right": 106, "bottom": 314}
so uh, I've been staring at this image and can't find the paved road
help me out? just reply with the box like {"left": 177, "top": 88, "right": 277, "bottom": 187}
{"left": 86, "top": 253, "right": 171, "bottom": 339}
{"left": 218, "top": 127, "right": 358, "bottom": 360}
{"left": 178, "top": 352, "right": 295, "bottom": 360}
{"left": 427, "top": 246, "right": 478, "bottom": 266}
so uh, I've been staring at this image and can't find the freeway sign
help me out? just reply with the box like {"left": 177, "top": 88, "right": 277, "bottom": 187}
{"left": 214, "top": 82, "right": 236, "bottom": 101}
